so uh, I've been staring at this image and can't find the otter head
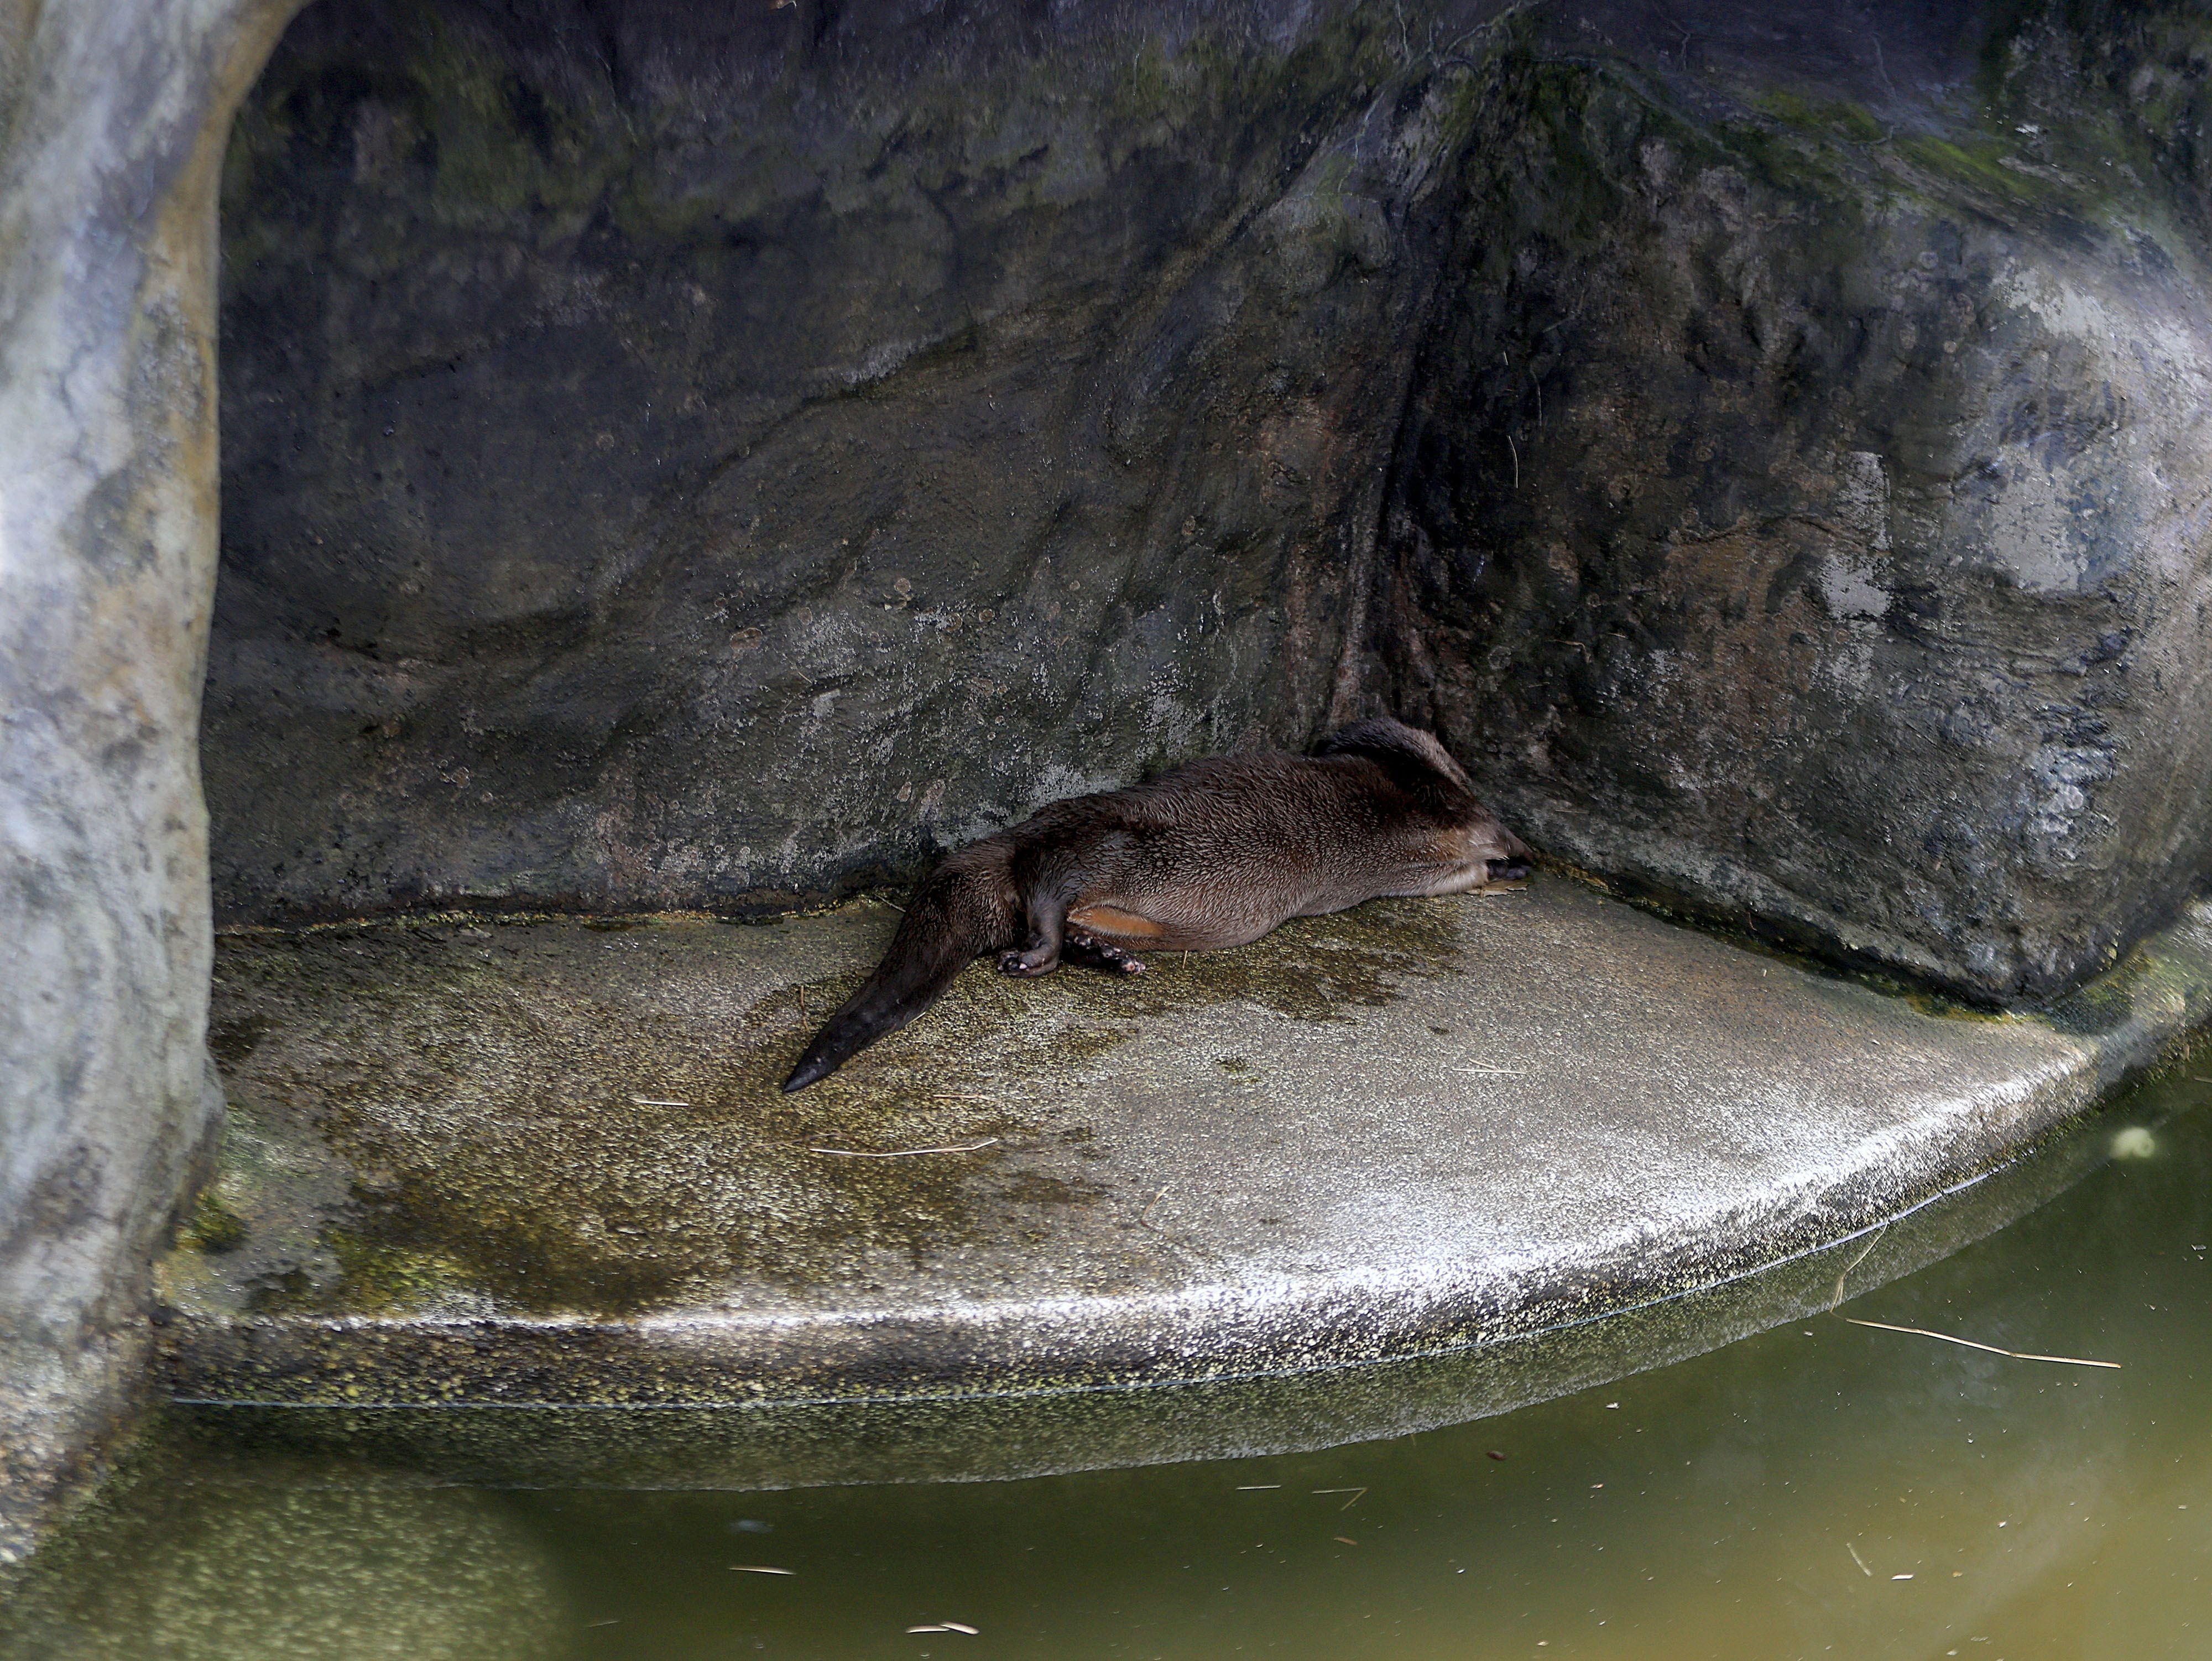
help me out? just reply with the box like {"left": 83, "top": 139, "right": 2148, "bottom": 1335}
{"left": 1312, "top": 718, "right": 1533, "bottom": 895}
{"left": 1348, "top": 721, "right": 1531, "bottom": 892}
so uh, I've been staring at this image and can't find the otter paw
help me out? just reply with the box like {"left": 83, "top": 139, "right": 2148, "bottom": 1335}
{"left": 1062, "top": 928, "right": 1149, "bottom": 976}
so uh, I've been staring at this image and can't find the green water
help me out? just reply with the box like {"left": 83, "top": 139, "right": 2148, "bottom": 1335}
{"left": 11, "top": 1074, "right": 2212, "bottom": 1660}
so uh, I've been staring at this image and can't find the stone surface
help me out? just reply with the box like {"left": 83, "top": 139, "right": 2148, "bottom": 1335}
{"left": 0, "top": 0, "right": 306, "bottom": 1564}
{"left": 204, "top": 0, "right": 1499, "bottom": 925}
{"left": 156, "top": 877, "right": 2212, "bottom": 1428}
{"left": 1385, "top": 0, "right": 2212, "bottom": 1004}
{"left": 148, "top": 1109, "right": 2136, "bottom": 1490}
{"left": 204, "top": 0, "right": 2212, "bottom": 1007}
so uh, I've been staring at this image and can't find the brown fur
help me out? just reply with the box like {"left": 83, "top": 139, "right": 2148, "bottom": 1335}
{"left": 782, "top": 717, "right": 1529, "bottom": 1091}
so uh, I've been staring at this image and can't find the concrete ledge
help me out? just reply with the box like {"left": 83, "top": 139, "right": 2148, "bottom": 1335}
{"left": 153, "top": 1112, "right": 2141, "bottom": 1490}
{"left": 159, "top": 878, "right": 2212, "bottom": 1428}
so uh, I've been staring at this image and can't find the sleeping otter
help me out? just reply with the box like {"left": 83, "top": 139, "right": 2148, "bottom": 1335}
{"left": 782, "top": 717, "right": 1530, "bottom": 1091}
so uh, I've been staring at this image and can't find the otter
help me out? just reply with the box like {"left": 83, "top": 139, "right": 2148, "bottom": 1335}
{"left": 782, "top": 717, "right": 1531, "bottom": 1092}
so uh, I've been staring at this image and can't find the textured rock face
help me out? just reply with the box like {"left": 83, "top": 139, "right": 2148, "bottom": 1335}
{"left": 206, "top": 0, "right": 1498, "bottom": 922}
{"left": 206, "top": 0, "right": 2212, "bottom": 1001}
{"left": 1384, "top": 7, "right": 2212, "bottom": 1001}
{"left": 4, "top": 0, "right": 2206, "bottom": 1573}
{"left": 0, "top": 0, "right": 304, "bottom": 1563}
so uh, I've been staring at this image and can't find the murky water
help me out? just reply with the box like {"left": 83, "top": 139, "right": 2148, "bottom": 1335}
{"left": 11, "top": 1069, "right": 2212, "bottom": 1660}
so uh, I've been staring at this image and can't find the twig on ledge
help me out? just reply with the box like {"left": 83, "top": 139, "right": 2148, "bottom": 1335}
{"left": 808, "top": 1138, "right": 1000, "bottom": 1159}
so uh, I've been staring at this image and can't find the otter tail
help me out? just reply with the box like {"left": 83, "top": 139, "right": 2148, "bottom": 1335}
{"left": 782, "top": 849, "right": 1016, "bottom": 1092}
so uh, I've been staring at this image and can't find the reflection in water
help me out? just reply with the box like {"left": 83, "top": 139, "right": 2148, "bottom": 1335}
{"left": 0, "top": 1486, "right": 569, "bottom": 1660}
{"left": 8, "top": 1069, "right": 2212, "bottom": 1659}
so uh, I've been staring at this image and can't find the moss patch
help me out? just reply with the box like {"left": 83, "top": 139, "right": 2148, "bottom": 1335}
{"left": 177, "top": 1190, "right": 249, "bottom": 1256}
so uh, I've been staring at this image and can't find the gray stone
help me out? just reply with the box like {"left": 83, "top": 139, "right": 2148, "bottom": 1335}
{"left": 155, "top": 877, "right": 2212, "bottom": 1434}
{"left": 145, "top": 1100, "right": 2141, "bottom": 1492}
{"left": 204, "top": 0, "right": 1494, "bottom": 925}
{"left": 0, "top": 0, "right": 307, "bottom": 1564}
{"left": 203, "top": 0, "right": 2212, "bottom": 1008}
{"left": 1385, "top": 1, "right": 2212, "bottom": 1004}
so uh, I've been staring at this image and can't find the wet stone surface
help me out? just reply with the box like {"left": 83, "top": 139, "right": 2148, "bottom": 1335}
{"left": 161, "top": 876, "right": 2212, "bottom": 1408}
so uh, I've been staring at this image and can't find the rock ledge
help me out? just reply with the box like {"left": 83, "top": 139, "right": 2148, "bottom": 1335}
{"left": 160, "top": 877, "right": 2212, "bottom": 1452}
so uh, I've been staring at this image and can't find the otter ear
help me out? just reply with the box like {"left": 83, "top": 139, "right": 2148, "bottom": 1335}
{"left": 1314, "top": 717, "right": 1477, "bottom": 813}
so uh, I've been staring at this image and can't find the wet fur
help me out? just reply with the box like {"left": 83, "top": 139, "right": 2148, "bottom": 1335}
{"left": 782, "top": 718, "right": 1530, "bottom": 1091}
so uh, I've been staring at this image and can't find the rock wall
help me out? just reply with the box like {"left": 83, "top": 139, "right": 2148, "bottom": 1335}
{"left": 204, "top": 0, "right": 2212, "bottom": 1003}
{"left": 0, "top": 0, "right": 305, "bottom": 1564}
{"left": 204, "top": 0, "right": 2212, "bottom": 999}
{"left": 206, "top": 0, "right": 1505, "bottom": 922}
{"left": 1384, "top": 3, "right": 2212, "bottom": 1002}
